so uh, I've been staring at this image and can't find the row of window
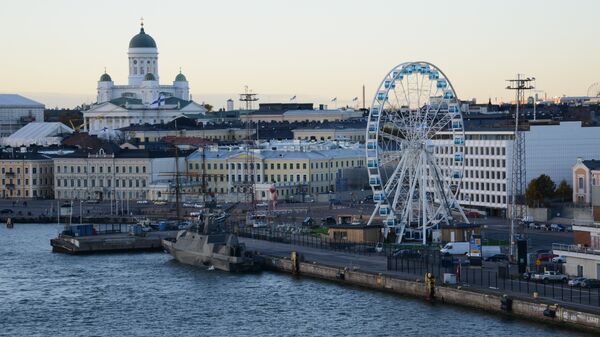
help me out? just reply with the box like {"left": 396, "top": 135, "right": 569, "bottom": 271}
{"left": 1, "top": 178, "right": 49, "bottom": 186}
{"left": 189, "top": 160, "right": 364, "bottom": 171}
{"left": 459, "top": 193, "right": 507, "bottom": 205}
{"left": 1, "top": 166, "right": 51, "bottom": 175}
{"left": 56, "top": 178, "right": 147, "bottom": 188}
{"left": 56, "top": 165, "right": 147, "bottom": 174}
{"left": 435, "top": 145, "right": 507, "bottom": 156}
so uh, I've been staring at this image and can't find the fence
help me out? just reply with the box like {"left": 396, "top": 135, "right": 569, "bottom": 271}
{"left": 387, "top": 254, "right": 600, "bottom": 307}
{"left": 237, "top": 227, "right": 428, "bottom": 256}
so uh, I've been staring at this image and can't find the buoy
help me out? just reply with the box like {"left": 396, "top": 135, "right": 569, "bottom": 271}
{"left": 6, "top": 218, "right": 13, "bottom": 229}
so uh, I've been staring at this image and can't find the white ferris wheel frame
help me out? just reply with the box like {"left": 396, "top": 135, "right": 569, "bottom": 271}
{"left": 365, "top": 61, "right": 469, "bottom": 244}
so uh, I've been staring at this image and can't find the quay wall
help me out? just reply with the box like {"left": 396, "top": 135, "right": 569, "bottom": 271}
{"left": 263, "top": 255, "right": 600, "bottom": 333}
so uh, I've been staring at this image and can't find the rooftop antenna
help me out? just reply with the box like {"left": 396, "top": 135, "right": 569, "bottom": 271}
{"left": 238, "top": 86, "right": 258, "bottom": 210}
{"left": 506, "top": 74, "right": 535, "bottom": 260}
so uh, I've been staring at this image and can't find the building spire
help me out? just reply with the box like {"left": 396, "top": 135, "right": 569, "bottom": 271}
{"left": 140, "top": 16, "right": 145, "bottom": 33}
{"left": 179, "top": 67, "right": 182, "bottom": 74}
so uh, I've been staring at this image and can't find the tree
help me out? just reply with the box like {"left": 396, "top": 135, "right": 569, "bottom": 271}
{"left": 526, "top": 179, "right": 542, "bottom": 207}
{"left": 555, "top": 180, "right": 573, "bottom": 202}
{"left": 536, "top": 174, "right": 556, "bottom": 201}
{"left": 203, "top": 104, "right": 213, "bottom": 112}
{"left": 525, "top": 174, "right": 556, "bottom": 207}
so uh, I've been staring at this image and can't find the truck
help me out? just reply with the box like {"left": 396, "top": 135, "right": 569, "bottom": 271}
{"left": 466, "top": 245, "right": 501, "bottom": 259}
{"left": 440, "top": 242, "right": 470, "bottom": 255}
{"left": 532, "top": 271, "right": 568, "bottom": 283}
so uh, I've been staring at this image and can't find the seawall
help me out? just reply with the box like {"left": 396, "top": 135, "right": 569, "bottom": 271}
{"left": 262, "top": 254, "right": 600, "bottom": 334}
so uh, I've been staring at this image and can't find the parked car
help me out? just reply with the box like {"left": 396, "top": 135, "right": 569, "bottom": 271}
{"left": 0, "top": 208, "right": 13, "bottom": 214}
{"left": 550, "top": 224, "right": 565, "bottom": 232}
{"left": 393, "top": 249, "right": 422, "bottom": 258}
{"left": 154, "top": 201, "right": 167, "bottom": 205}
{"left": 183, "top": 203, "right": 194, "bottom": 207}
{"left": 256, "top": 202, "right": 269, "bottom": 208}
{"left": 535, "top": 249, "right": 551, "bottom": 255}
{"left": 193, "top": 203, "right": 204, "bottom": 208}
{"left": 466, "top": 211, "right": 482, "bottom": 218}
{"left": 582, "top": 279, "right": 600, "bottom": 288}
{"left": 539, "top": 223, "right": 551, "bottom": 231}
{"left": 528, "top": 222, "right": 541, "bottom": 230}
{"left": 136, "top": 200, "right": 148, "bottom": 204}
{"left": 532, "top": 271, "right": 568, "bottom": 283}
{"left": 522, "top": 272, "right": 536, "bottom": 280}
{"left": 568, "top": 277, "right": 587, "bottom": 287}
{"left": 552, "top": 255, "right": 566, "bottom": 263}
{"left": 485, "top": 254, "right": 509, "bottom": 262}
{"left": 440, "top": 242, "right": 470, "bottom": 255}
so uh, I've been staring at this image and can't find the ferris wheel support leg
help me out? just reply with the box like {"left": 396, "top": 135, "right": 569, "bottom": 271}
{"left": 367, "top": 203, "right": 379, "bottom": 227}
{"left": 421, "top": 151, "right": 427, "bottom": 246}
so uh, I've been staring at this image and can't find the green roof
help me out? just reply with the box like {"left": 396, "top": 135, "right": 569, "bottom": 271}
{"left": 129, "top": 27, "right": 157, "bottom": 48}
{"left": 175, "top": 73, "right": 187, "bottom": 82}
{"left": 144, "top": 73, "right": 156, "bottom": 81}
{"left": 99, "top": 73, "right": 112, "bottom": 82}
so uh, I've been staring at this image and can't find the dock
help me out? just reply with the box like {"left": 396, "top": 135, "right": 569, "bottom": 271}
{"left": 240, "top": 237, "right": 600, "bottom": 334}
{"left": 51, "top": 230, "right": 179, "bottom": 254}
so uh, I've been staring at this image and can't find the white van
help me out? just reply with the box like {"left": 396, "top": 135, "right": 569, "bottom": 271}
{"left": 440, "top": 242, "right": 470, "bottom": 255}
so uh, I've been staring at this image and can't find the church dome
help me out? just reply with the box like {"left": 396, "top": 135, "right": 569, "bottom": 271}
{"left": 144, "top": 73, "right": 156, "bottom": 81}
{"left": 129, "top": 27, "right": 157, "bottom": 48}
{"left": 175, "top": 73, "right": 187, "bottom": 82}
{"left": 99, "top": 73, "right": 112, "bottom": 82}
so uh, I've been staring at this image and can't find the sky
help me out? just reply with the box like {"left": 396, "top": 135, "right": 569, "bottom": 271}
{"left": 0, "top": 0, "right": 598, "bottom": 109}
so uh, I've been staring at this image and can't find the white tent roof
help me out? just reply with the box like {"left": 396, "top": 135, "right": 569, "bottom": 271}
{"left": 2, "top": 122, "right": 74, "bottom": 147}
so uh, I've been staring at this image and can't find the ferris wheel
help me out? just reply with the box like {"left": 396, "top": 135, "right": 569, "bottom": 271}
{"left": 365, "top": 62, "right": 468, "bottom": 244}
{"left": 587, "top": 82, "right": 600, "bottom": 97}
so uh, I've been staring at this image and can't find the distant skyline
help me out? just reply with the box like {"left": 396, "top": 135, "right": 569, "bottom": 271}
{"left": 1, "top": 0, "right": 599, "bottom": 109}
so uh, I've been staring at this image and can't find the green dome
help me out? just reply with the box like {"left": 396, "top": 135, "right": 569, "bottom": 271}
{"left": 129, "top": 27, "right": 157, "bottom": 48}
{"left": 99, "top": 73, "right": 112, "bottom": 82}
{"left": 175, "top": 73, "right": 187, "bottom": 82}
{"left": 144, "top": 73, "right": 156, "bottom": 81}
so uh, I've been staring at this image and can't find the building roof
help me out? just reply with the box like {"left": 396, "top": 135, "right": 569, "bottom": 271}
{"left": 0, "top": 150, "right": 52, "bottom": 161}
{"left": 175, "top": 73, "right": 187, "bottom": 82}
{"left": 99, "top": 73, "right": 112, "bottom": 82}
{"left": 0, "top": 94, "right": 44, "bottom": 107}
{"left": 328, "top": 224, "right": 382, "bottom": 229}
{"left": 582, "top": 159, "right": 600, "bottom": 170}
{"left": 129, "top": 26, "right": 157, "bottom": 48}
{"left": 3, "top": 122, "right": 74, "bottom": 147}
{"left": 144, "top": 73, "right": 156, "bottom": 81}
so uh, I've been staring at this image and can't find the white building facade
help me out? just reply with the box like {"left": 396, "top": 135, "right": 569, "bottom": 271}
{"left": 433, "top": 121, "right": 600, "bottom": 215}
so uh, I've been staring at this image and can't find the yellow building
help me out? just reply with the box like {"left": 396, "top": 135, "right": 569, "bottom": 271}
{"left": 186, "top": 141, "right": 365, "bottom": 201}
{"left": 0, "top": 151, "right": 54, "bottom": 198}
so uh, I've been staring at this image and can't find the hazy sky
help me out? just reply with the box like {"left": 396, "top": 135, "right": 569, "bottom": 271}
{"left": 0, "top": 0, "right": 598, "bottom": 109}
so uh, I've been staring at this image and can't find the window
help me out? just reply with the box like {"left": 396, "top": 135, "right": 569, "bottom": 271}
{"left": 579, "top": 177, "right": 584, "bottom": 190}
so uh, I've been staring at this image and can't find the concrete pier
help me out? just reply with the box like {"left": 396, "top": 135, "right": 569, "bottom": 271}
{"left": 51, "top": 231, "right": 178, "bottom": 254}
{"left": 241, "top": 238, "right": 600, "bottom": 334}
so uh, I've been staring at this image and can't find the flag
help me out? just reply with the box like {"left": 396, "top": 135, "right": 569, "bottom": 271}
{"left": 290, "top": 95, "right": 297, "bottom": 101}
{"left": 352, "top": 97, "right": 358, "bottom": 101}
{"left": 331, "top": 97, "right": 337, "bottom": 102}
{"left": 150, "top": 95, "right": 166, "bottom": 108}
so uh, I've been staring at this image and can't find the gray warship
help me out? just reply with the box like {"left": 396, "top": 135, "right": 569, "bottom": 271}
{"left": 162, "top": 213, "right": 260, "bottom": 272}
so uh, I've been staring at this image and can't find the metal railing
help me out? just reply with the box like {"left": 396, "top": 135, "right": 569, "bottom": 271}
{"left": 388, "top": 254, "right": 600, "bottom": 308}
{"left": 553, "top": 243, "right": 600, "bottom": 256}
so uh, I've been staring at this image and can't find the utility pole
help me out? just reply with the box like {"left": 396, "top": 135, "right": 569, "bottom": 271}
{"left": 506, "top": 74, "right": 535, "bottom": 259}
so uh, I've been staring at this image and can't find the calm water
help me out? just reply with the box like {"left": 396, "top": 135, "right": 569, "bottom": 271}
{"left": 0, "top": 224, "right": 591, "bottom": 337}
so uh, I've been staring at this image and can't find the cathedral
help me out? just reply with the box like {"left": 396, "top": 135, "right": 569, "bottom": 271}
{"left": 84, "top": 22, "right": 206, "bottom": 134}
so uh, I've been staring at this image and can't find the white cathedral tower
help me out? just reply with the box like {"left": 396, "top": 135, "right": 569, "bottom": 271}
{"left": 84, "top": 21, "right": 205, "bottom": 134}
{"left": 95, "top": 21, "right": 190, "bottom": 105}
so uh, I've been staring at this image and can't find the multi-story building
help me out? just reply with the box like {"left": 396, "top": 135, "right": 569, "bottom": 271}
{"left": 52, "top": 146, "right": 185, "bottom": 201}
{"left": 120, "top": 118, "right": 252, "bottom": 143}
{"left": 553, "top": 223, "right": 600, "bottom": 279}
{"left": 0, "top": 94, "right": 45, "bottom": 137}
{"left": 186, "top": 140, "right": 365, "bottom": 202}
{"left": 0, "top": 151, "right": 54, "bottom": 199}
{"left": 433, "top": 121, "right": 600, "bottom": 215}
{"left": 293, "top": 126, "right": 366, "bottom": 143}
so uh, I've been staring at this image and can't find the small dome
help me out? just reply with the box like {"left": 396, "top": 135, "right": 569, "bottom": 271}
{"left": 175, "top": 73, "right": 187, "bottom": 82}
{"left": 99, "top": 73, "right": 112, "bottom": 82}
{"left": 129, "top": 27, "right": 157, "bottom": 48}
{"left": 144, "top": 73, "right": 156, "bottom": 81}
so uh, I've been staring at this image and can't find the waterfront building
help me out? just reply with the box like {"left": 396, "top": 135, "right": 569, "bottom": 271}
{"left": 0, "top": 94, "right": 45, "bottom": 137}
{"left": 84, "top": 23, "right": 206, "bottom": 134}
{"left": 52, "top": 146, "right": 185, "bottom": 201}
{"left": 0, "top": 151, "right": 54, "bottom": 198}
{"left": 186, "top": 140, "right": 365, "bottom": 202}
{"left": 553, "top": 223, "right": 600, "bottom": 279}
{"left": 433, "top": 121, "right": 600, "bottom": 215}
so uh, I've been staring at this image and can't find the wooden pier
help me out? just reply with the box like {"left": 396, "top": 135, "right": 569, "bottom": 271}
{"left": 51, "top": 231, "right": 179, "bottom": 254}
